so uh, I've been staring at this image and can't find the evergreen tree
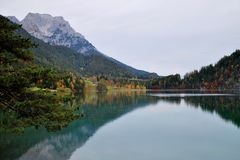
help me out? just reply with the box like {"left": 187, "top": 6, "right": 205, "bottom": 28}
{"left": 0, "top": 15, "right": 36, "bottom": 108}
{"left": 0, "top": 16, "right": 83, "bottom": 133}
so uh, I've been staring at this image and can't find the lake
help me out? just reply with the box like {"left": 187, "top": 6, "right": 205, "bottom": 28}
{"left": 1, "top": 91, "right": 240, "bottom": 160}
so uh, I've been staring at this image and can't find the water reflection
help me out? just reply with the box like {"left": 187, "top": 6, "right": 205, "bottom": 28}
{"left": 0, "top": 92, "right": 240, "bottom": 160}
{"left": 0, "top": 91, "right": 158, "bottom": 160}
{"left": 156, "top": 95, "right": 240, "bottom": 127}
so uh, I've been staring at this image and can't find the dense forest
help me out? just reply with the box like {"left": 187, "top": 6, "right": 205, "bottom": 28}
{"left": 147, "top": 50, "right": 240, "bottom": 90}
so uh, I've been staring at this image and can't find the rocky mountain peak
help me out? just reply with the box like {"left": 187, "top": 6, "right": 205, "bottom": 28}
{"left": 20, "top": 13, "right": 98, "bottom": 56}
{"left": 22, "top": 13, "right": 82, "bottom": 37}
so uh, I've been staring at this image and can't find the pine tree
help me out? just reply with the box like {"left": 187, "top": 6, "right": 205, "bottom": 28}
{"left": 0, "top": 15, "right": 36, "bottom": 107}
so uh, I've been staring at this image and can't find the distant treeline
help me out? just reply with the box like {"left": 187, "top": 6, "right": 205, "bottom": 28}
{"left": 146, "top": 50, "right": 240, "bottom": 90}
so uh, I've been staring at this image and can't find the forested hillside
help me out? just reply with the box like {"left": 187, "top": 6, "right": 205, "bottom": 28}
{"left": 147, "top": 50, "right": 240, "bottom": 90}
{"left": 18, "top": 27, "right": 157, "bottom": 79}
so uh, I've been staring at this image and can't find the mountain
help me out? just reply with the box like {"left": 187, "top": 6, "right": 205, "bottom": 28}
{"left": 7, "top": 14, "right": 158, "bottom": 79}
{"left": 20, "top": 13, "right": 98, "bottom": 56}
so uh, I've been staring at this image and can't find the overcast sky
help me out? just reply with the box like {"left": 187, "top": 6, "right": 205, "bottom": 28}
{"left": 1, "top": 0, "right": 240, "bottom": 75}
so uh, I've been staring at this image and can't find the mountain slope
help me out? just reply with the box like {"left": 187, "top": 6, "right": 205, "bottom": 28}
{"left": 18, "top": 28, "right": 139, "bottom": 77}
{"left": 8, "top": 14, "right": 158, "bottom": 79}
{"left": 183, "top": 50, "right": 240, "bottom": 89}
{"left": 147, "top": 50, "right": 240, "bottom": 89}
{"left": 187, "top": 50, "right": 240, "bottom": 88}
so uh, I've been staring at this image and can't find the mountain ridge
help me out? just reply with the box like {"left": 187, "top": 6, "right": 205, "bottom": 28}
{"left": 7, "top": 14, "right": 158, "bottom": 79}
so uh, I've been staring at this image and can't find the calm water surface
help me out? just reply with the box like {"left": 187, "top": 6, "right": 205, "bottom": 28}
{"left": 1, "top": 92, "right": 240, "bottom": 160}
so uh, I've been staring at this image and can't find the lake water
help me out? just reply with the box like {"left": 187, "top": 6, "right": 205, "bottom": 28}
{"left": 1, "top": 91, "right": 240, "bottom": 160}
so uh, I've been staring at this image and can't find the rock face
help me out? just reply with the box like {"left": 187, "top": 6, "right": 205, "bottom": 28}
{"left": 20, "top": 13, "right": 98, "bottom": 56}
{"left": 7, "top": 16, "right": 20, "bottom": 24}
